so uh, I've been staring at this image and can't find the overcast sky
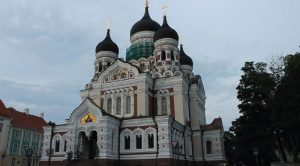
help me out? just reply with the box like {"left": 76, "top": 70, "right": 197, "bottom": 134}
{"left": 0, "top": 0, "right": 299, "bottom": 129}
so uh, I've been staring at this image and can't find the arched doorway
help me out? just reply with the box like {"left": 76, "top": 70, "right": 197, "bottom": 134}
{"left": 88, "top": 131, "right": 98, "bottom": 159}
{"left": 78, "top": 131, "right": 98, "bottom": 159}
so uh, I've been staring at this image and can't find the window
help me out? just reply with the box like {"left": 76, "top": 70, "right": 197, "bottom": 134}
{"left": 171, "top": 51, "right": 174, "bottom": 60}
{"left": 206, "top": 141, "right": 212, "bottom": 154}
{"left": 15, "top": 130, "right": 21, "bottom": 140}
{"left": 116, "top": 97, "right": 121, "bottom": 115}
{"left": 12, "top": 144, "right": 19, "bottom": 154}
{"left": 126, "top": 96, "right": 131, "bottom": 114}
{"left": 55, "top": 140, "right": 60, "bottom": 152}
{"left": 0, "top": 123, "right": 2, "bottom": 132}
{"left": 161, "top": 98, "right": 167, "bottom": 115}
{"left": 99, "top": 64, "right": 102, "bottom": 72}
{"left": 22, "top": 145, "right": 28, "bottom": 155}
{"left": 24, "top": 132, "right": 31, "bottom": 142}
{"left": 64, "top": 140, "right": 67, "bottom": 152}
{"left": 124, "top": 136, "right": 130, "bottom": 150}
{"left": 21, "top": 158, "right": 26, "bottom": 166}
{"left": 148, "top": 134, "right": 154, "bottom": 148}
{"left": 107, "top": 99, "right": 112, "bottom": 114}
{"left": 161, "top": 51, "right": 166, "bottom": 61}
{"left": 136, "top": 135, "right": 142, "bottom": 149}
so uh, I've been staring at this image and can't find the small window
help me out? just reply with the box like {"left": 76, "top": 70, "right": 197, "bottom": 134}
{"left": 161, "top": 98, "right": 167, "bottom": 115}
{"left": 116, "top": 97, "right": 121, "bottom": 115}
{"left": 126, "top": 96, "right": 131, "bottom": 114}
{"left": 136, "top": 135, "right": 142, "bottom": 149}
{"left": 107, "top": 99, "right": 112, "bottom": 114}
{"left": 161, "top": 51, "right": 166, "bottom": 61}
{"left": 171, "top": 51, "right": 174, "bottom": 60}
{"left": 15, "top": 130, "right": 21, "bottom": 140}
{"left": 12, "top": 144, "right": 19, "bottom": 154}
{"left": 0, "top": 123, "right": 3, "bottom": 132}
{"left": 206, "top": 141, "right": 212, "bottom": 154}
{"left": 55, "top": 140, "right": 60, "bottom": 152}
{"left": 148, "top": 134, "right": 154, "bottom": 148}
{"left": 125, "top": 136, "right": 130, "bottom": 150}
{"left": 64, "top": 140, "right": 67, "bottom": 152}
{"left": 99, "top": 64, "right": 102, "bottom": 72}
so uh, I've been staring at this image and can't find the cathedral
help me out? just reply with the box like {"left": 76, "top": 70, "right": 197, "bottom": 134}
{"left": 40, "top": 3, "right": 225, "bottom": 166}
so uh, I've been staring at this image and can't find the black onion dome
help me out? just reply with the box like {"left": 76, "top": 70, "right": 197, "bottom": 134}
{"left": 179, "top": 44, "right": 193, "bottom": 66}
{"left": 95, "top": 29, "right": 119, "bottom": 54}
{"left": 153, "top": 16, "right": 179, "bottom": 42}
{"left": 130, "top": 6, "right": 161, "bottom": 36}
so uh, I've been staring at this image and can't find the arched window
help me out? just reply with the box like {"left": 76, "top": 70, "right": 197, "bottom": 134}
{"left": 148, "top": 134, "right": 154, "bottom": 148}
{"left": 107, "top": 62, "right": 110, "bottom": 67}
{"left": 99, "top": 64, "right": 102, "bottom": 72}
{"left": 64, "top": 140, "right": 67, "bottom": 152}
{"left": 125, "top": 136, "right": 130, "bottom": 150}
{"left": 206, "top": 141, "right": 212, "bottom": 154}
{"left": 116, "top": 97, "right": 121, "bottom": 115}
{"left": 161, "top": 51, "right": 166, "bottom": 61}
{"left": 55, "top": 140, "right": 60, "bottom": 152}
{"left": 107, "top": 99, "right": 112, "bottom": 114}
{"left": 126, "top": 96, "right": 131, "bottom": 114}
{"left": 136, "top": 135, "right": 142, "bottom": 149}
{"left": 161, "top": 97, "right": 167, "bottom": 115}
{"left": 171, "top": 51, "right": 174, "bottom": 60}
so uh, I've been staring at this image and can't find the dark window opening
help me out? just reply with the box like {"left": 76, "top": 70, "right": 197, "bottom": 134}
{"left": 64, "top": 140, "right": 67, "bottom": 152}
{"left": 136, "top": 135, "right": 142, "bottom": 149}
{"left": 107, "top": 99, "right": 112, "bottom": 114}
{"left": 55, "top": 140, "right": 60, "bottom": 152}
{"left": 171, "top": 51, "right": 174, "bottom": 60}
{"left": 148, "top": 134, "right": 154, "bottom": 148}
{"left": 161, "top": 51, "right": 166, "bottom": 61}
{"left": 125, "top": 136, "right": 130, "bottom": 150}
{"left": 116, "top": 97, "right": 121, "bottom": 115}
{"left": 206, "top": 141, "right": 212, "bottom": 154}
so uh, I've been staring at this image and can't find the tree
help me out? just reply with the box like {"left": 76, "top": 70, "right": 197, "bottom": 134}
{"left": 272, "top": 53, "right": 300, "bottom": 161}
{"left": 224, "top": 131, "right": 236, "bottom": 166}
{"left": 230, "top": 62, "right": 277, "bottom": 165}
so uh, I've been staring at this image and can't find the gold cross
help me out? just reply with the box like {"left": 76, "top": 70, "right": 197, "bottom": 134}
{"left": 161, "top": 5, "right": 168, "bottom": 16}
{"left": 179, "top": 35, "right": 184, "bottom": 45}
{"left": 107, "top": 19, "right": 112, "bottom": 29}
{"left": 145, "top": 0, "right": 149, "bottom": 7}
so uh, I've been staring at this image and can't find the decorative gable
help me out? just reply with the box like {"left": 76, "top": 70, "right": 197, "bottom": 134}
{"left": 99, "top": 60, "right": 140, "bottom": 84}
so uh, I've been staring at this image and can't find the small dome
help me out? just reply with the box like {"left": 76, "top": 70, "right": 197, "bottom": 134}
{"left": 153, "top": 16, "right": 179, "bottom": 42}
{"left": 179, "top": 44, "right": 193, "bottom": 66}
{"left": 96, "top": 29, "right": 119, "bottom": 54}
{"left": 130, "top": 6, "right": 161, "bottom": 36}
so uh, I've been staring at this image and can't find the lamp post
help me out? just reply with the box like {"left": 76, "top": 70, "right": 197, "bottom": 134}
{"left": 172, "top": 141, "right": 183, "bottom": 166}
{"left": 47, "top": 121, "right": 55, "bottom": 166}
{"left": 25, "top": 147, "right": 33, "bottom": 166}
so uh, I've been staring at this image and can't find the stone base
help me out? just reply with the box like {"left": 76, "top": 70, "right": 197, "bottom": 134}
{"left": 39, "top": 158, "right": 225, "bottom": 166}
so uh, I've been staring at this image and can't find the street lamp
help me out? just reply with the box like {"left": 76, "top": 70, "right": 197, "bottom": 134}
{"left": 172, "top": 141, "right": 183, "bottom": 166}
{"left": 47, "top": 121, "right": 56, "bottom": 166}
{"left": 25, "top": 148, "right": 33, "bottom": 166}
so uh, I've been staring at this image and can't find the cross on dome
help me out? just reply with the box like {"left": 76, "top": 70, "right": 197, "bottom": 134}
{"left": 161, "top": 5, "right": 168, "bottom": 16}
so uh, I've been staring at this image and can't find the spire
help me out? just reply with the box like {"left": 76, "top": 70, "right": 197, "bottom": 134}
{"left": 142, "top": 3, "right": 150, "bottom": 19}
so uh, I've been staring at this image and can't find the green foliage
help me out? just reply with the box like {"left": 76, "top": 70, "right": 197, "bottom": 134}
{"left": 230, "top": 62, "right": 277, "bottom": 165}
{"left": 272, "top": 53, "right": 300, "bottom": 161}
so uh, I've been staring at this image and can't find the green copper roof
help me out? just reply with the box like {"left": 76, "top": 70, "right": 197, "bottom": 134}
{"left": 126, "top": 42, "right": 154, "bottom": 61}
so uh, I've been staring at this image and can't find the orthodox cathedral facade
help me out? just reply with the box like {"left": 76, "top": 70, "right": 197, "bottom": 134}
{"left": 40, "top": 4, "right": 225, "bottom": 166}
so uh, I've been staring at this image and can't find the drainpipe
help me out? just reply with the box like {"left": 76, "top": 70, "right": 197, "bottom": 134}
{"left": 151, "top": 77, "right": 159, "bottom": 166}
{"left": 187, "top": 81, "right": 196, "bottom": 164}
{"left": 183, "top": 126, "right": 187, "bottom": 166}
{"left": 118, "top": 120, "right": 121, "bottom": 166}
{"left": 201, "top": 129, "right": 206, "bottom": 166}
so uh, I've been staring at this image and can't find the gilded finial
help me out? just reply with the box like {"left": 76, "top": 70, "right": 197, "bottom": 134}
{"left": 179, "top": 35, "right": 184, "bottom": 46}
{"left": 107, "top": 19, "right": 112, "bottom": 30}
{"left": 161, "top": 5, "right": 168, "bottom": 16}
{"left": 145, "top": 0, "right": 149, "bottom": 7}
